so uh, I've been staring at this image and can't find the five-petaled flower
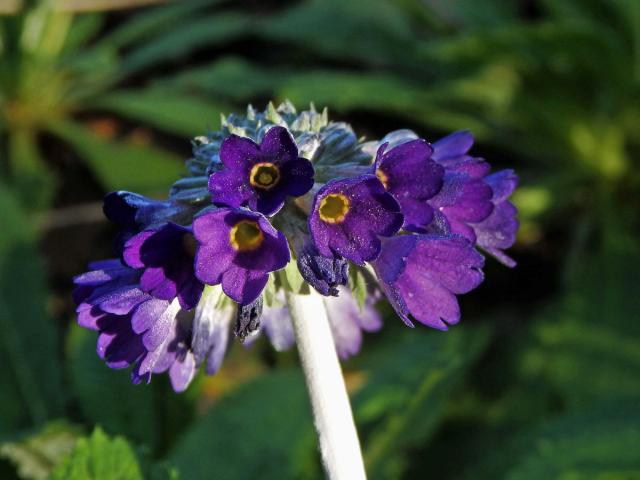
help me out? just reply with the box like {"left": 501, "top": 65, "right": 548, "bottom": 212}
{"left": 208, "top": 126, "right": 315, "bottom": 216}
{"left": 193, "top": 207, "right": 290, "bottom": 305}
{"left": 308, "top": 175, "right": 404, "bottom": 265}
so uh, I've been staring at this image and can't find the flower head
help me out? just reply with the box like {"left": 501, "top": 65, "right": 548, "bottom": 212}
{"left": 73, "top": 103, "right": 519, "bottom": 393}
{"left": 373, "top": 139, "right": 443, "bottom": 230}
{"left": 208, "top": 126, "right": 315, "bottom": 216}
{"left": 308, "top": 175, "right": 403, "bottom": 264}
{"left": 193, "top": 208, "right": 290, "bottom": 305}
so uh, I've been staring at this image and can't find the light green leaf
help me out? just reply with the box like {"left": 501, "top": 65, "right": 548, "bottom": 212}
{"left": 47, "top": 120, "right": 183, "bottom": 194}
{"left": 348, "top": 267, "right": 367, "bottom": 311}
{"left": 278, "top": 261, "right": 307, "bottom": 295}
{"left": 51, "top": 428, "right": 143, "bottom": 480}
{"left": 0, "top": 184, "right": 64, "bottom": 436}
{"left": 168, "top": 370, "right": 315, "bottom": 480}
{"left": 0, "top": 421, "right": 82, "bottom": 480}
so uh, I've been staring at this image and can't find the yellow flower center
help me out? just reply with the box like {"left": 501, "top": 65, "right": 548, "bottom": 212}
{"left": 249, "top": 162, "right": 281, "bottom": 190}
{"left": 375, "top": 168, "right": 389, "bottom": 189}
{"left": 229, "top": 220, "right": 264, "bottom": 252}
{"left": 319, "top": 193, "right": 350, "bottom": 224}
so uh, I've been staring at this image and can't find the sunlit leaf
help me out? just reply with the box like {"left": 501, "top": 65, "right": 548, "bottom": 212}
{"left": 51, "top": 428, "right": 143, "bottom": 480}
{"left": 0, "top": 421, "right": 82, "bottom": 480}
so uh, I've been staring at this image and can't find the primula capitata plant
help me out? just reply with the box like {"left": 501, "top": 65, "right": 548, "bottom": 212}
{"left": 73, "top": 101, "right": 518, "bottom": 478}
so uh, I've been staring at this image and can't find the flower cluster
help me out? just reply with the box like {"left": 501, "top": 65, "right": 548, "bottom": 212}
{"left": 74, "top": 102, "right": 518, "bottom": 392}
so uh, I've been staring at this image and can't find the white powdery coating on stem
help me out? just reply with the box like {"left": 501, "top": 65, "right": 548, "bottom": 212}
{"left": 286, "top": 290, "right": 367, "bottom": 480}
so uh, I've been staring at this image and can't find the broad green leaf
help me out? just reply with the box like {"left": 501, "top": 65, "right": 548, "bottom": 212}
{"left": 169, "top": 370, "right": 315, "bottom": 480}
{"left": 0, "top": 421, "right": 82, "bottom": 480}
{"left": 353, "top": 325, "right": 491, "bottom": 479}
{"left": 47, "top": 120, "right": 183, "bottom": 194}
{"left": 0, "top": 184, "right": 64, "bottom": 436}
{"left": 51, "top": 428, "right": 143, "bottom": 480}
{"left": 90, "top": 89, "right": 227, "bottom": 137}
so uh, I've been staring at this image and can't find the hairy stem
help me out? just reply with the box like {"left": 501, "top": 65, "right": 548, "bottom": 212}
{"left": 286, "top": 290, "right": 367, "bottom": 480}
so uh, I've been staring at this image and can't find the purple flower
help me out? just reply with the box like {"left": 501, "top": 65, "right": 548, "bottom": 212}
{"left": 296, "top": 240, "right": 349, "bottom": 296}
{"left": 193, "top": 208, "right": 290, "bottom": 305}
{"left": 208, "top": 126, "right": 315, "bottom": 216}
{"left": 473, "top": 170, "right": 519, "bottom": 267}
{"left": 431, "top": 131, "right": 519, "bottom": 265}
{"left": 73, "top": 261, "right": 233, "bottom": 392}
{"left": 373, "top": 139, "right": 444, "bottom": 230}
{"left": 308, "top": 175, "right": 403, "bottom": 265}
{"left": 426, "top": 170, "right": 494, "bottom": 241}
{"left": 373, "top": 235, "right": 485, "bottom": 330}
{"left": 123, "top": 223, "right": 203, "bottom": 311}
{"left": 103, "top": 191, "right": 194, "bottom": 250}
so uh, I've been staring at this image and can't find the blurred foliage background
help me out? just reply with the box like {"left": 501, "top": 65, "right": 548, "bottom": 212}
{"left": 0, "top": 0, "right": 639, "bottom": 478}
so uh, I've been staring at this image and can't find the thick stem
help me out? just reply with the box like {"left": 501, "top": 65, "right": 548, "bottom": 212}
{"left": 286, "top": 290, "right": 367, "bottom": 480}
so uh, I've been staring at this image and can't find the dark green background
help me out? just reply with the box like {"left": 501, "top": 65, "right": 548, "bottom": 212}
{"left": 0, "top": 0, "right": 638, "bottom": 478}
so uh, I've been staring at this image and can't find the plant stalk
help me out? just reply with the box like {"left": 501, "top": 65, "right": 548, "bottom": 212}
{"left": 286, "top": 290, "right": 367, "bottom": 480}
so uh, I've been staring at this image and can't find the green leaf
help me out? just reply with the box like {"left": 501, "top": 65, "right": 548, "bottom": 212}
{"left": 119, "top": 13, "right": 251, "bottom": 77}
{"left": 0, "top": 421, "right": 83, "bottom": 480}
{"left": 467, "top": 400, "right": 640, "bottom": 480}
{"left": 7, "top": 129, "right": 55, "bottom": 209}
{"left": 47, "top": 120, "right": 183, "bottom": 194}
{"left": 0, "top": 184, "right": 64, "bottom": 436}
{"left": 353, "top": 325, "right": 492, "bottom": 479}
{"left": 259, "top": 0, "right": 416, "bottom": 66}
{"left": 348, "top": 267, "right": 367, "bottom": 311}
{"left": 168, "top": 370, "right": 315, "bottom": 480}
{"left": 97, "top": 0, "right": 216, "bottom": 50}
{"left": 278, "top": 261, "right": 307, "bottom": 295}
{"left": 520, "top": 223, "right": 640, "bottom": 407}
{"left": 154, "top": 57, "right": 287, "bottom": 100}
{"left": 90, "top": 88, "right": 227, "bottom": 137}
{"left": 51, "top": 428, "right": 143, "bottom": 480}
